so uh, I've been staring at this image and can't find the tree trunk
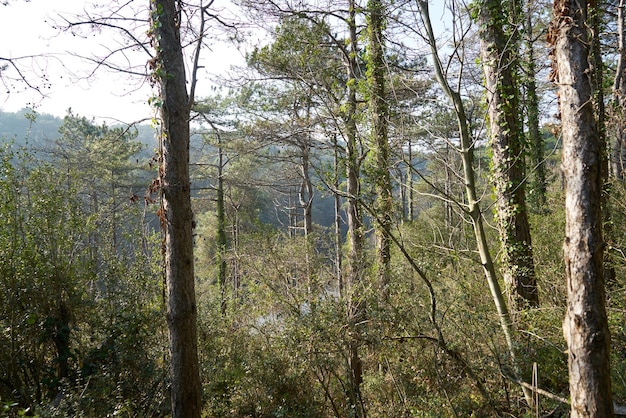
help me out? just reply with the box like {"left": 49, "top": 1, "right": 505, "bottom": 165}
{"left": 549, "top": 1, "right": 614, "bottom": 416}
{"left": 612, "top": 0, "right": 626, "bottom": 181}
{"left": 477, "top": 0, "right": 538, "bottom": 310}
{"left": 367, "top": 0, "right": 392, "bottom": 302}
{"left": 609, "top": 0, "right": 625, "bottom": 186}
{"left": 345, "top": 1, "right": 366, "bottom": 415}
{"left": 406, "top": 138, "right": 415, "bottom": 221}
{"left": 298, "top": 142, "right": 314, "bottom": 236}
{"left": 333, "top": 134, "right": 344, "bottom": 297}
{"left": 217, "top": 133, "right": 228, "bottom": 317}
{"left": 152, "top": 1, "right": 202, "bottom": 417}
{"left": 523, "top": 0, "right": 547, "bottom": 213}
{"left": 444, "top": 143, "right": 453, "bottom": 229}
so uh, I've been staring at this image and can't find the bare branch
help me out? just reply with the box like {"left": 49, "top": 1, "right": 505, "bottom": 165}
{"left": 0, "top": 54, "right": 65, "bottom": 96}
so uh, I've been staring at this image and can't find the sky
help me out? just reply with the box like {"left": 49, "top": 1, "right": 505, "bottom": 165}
{"left": 1, "top": 1, "right": 448, "bottom": 125}
{"left": 0, "top": 0, "right": 245, "bottom": 124}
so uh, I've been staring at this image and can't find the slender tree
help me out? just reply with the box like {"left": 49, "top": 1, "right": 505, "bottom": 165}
{"left": 613, "top": 0, "right": 626, "bottom": 180}
{"left": 417, "top": 0, "right": 534, "bottom": 407}
{"left": 345, "top": 2, "right": 366, "bottom": 414}
{"left": 150, "top": 0, "right": 202, "bottom": 416}
{"left": 522, "top": 0, "right": 548, "bottom": 213}
{"left": 215, "top": 128, "right": 228, "bottom": 316}
{"left": 549, "top": 0, "right": 614, "bottom": 415}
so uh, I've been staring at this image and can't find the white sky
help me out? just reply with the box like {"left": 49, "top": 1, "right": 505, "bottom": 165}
{"left": 0, "top": 0, "right": 245, "bottom": 124}
{"left": 1, "top": 1, "right": 449, "bottom": 125}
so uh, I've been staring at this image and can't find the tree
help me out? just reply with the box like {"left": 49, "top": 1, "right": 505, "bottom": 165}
{"left": 417, "top": 0, "right": 534, "bottom": 407}
{"left": 239, "top": 3, "right": 369, "bottom": 411}
{"left": 475, "top": 0, "right": 538, "bottom": 310}
{"left": 344, "top": 2, "right": 367, "bottom": 414}
{"left": 50, "top": 112, "right": 144, "bottom": 266}
{"left": 366, "top": 0, "right": 393, "bottom": 300}
{"left": 612, "top": 0, "right": 626, "bottom": 180}
{"left": 522, "top": 0, "right": 548, "bottom": 213}
{"left": 549, "top": 0, "right": 614, "bottom": 415}
{"left": 245, "top": 16, "right": 346, "bottom": 240}
{"left": 150, "top": 0, "right": 201, "bottom": 416}
{"left": 0, "top": 143, "right": 89, "bottom": 407}
{"left": 0, "top": 115, "right": 165, "bottom": 414}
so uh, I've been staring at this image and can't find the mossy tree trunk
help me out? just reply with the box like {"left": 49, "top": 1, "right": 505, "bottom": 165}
{"left": 367, "top": 0, "right": 392, "bottom": 302}
{"left": 477, "top": 0, "right": 539, "bottom": 310}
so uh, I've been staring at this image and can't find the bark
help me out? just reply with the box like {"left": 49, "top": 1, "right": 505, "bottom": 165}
{"left": 367, "top": 0, "right": 393, "bottom": 301}
{"left": 549, "top": 1, "right": 614, "bottom": 416}
{"left": 477, "top": 0, "right": 538, "bottom": 310}
{"left": 152, "top": 1, "right": 202, "bottom": 416}
{"left": 298, "top": 141, "right": 314, "bottom": 236}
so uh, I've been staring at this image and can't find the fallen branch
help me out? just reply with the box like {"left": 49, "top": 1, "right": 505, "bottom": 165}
{"left": 509, "top": 377, "right": 626, "bottom": 415}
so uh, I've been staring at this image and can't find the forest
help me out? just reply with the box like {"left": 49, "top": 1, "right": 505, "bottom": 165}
{"left": 1, "top": 0, "right": 626, "bottom": 416}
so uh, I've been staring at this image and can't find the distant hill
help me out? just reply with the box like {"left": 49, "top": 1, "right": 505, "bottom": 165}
{"left": 0, "top": 108, "right": 157, "bottom": 152}
{"left": 0, "top": 109, "right": 340, "bottom": 230}
{"left": 0, "top": 109, "right": 63, "bottom": 147}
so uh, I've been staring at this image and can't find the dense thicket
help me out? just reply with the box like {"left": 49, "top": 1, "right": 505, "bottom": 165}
{"left": 1, "top": 0, "right": 626, "bottom": 416}
{"left": 0, "top": 112, "right": 167, "bottom": 416}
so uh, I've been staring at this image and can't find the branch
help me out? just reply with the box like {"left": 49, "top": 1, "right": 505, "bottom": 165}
{"left": 59, "top": 17, "right": 153, "bottom": 59}
{"left": 0, "top": 55, "right": 54, "bottom": 94}
{"left": 189, "top": 1, "right": 214, "bottom": 105}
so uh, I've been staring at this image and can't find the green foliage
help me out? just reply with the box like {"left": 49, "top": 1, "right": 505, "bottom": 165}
{"left": 197, "top": 232, "right": 349, "bottom": 417}
{"left": 4, "top": 2, "right": 626, "bottom": 416}
{"left": 604, "top": 182, "right": 626, "bottom": 406}
{"left": 247, "top": 16, "right": 342, "bottom": 88}
{"left": 0, "top": 115, "right": 166, "bottom": 416}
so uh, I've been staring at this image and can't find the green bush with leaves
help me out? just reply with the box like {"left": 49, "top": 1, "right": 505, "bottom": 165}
{"left": 0, "top": 114, "right": 167, "bottom": 416}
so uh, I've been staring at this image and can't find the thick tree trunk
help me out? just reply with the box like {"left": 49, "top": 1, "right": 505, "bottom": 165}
{"left": 367, "top": 0, "right": 392, "bottom": 301}
{"left": 550, "top": 1, "right": 614, "bottom": 416}
{"left": 152, "top": 1, "right": 202, "bottom": 417}
{"left": 477, "top": 0, "right": 538, "bottom": 310}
